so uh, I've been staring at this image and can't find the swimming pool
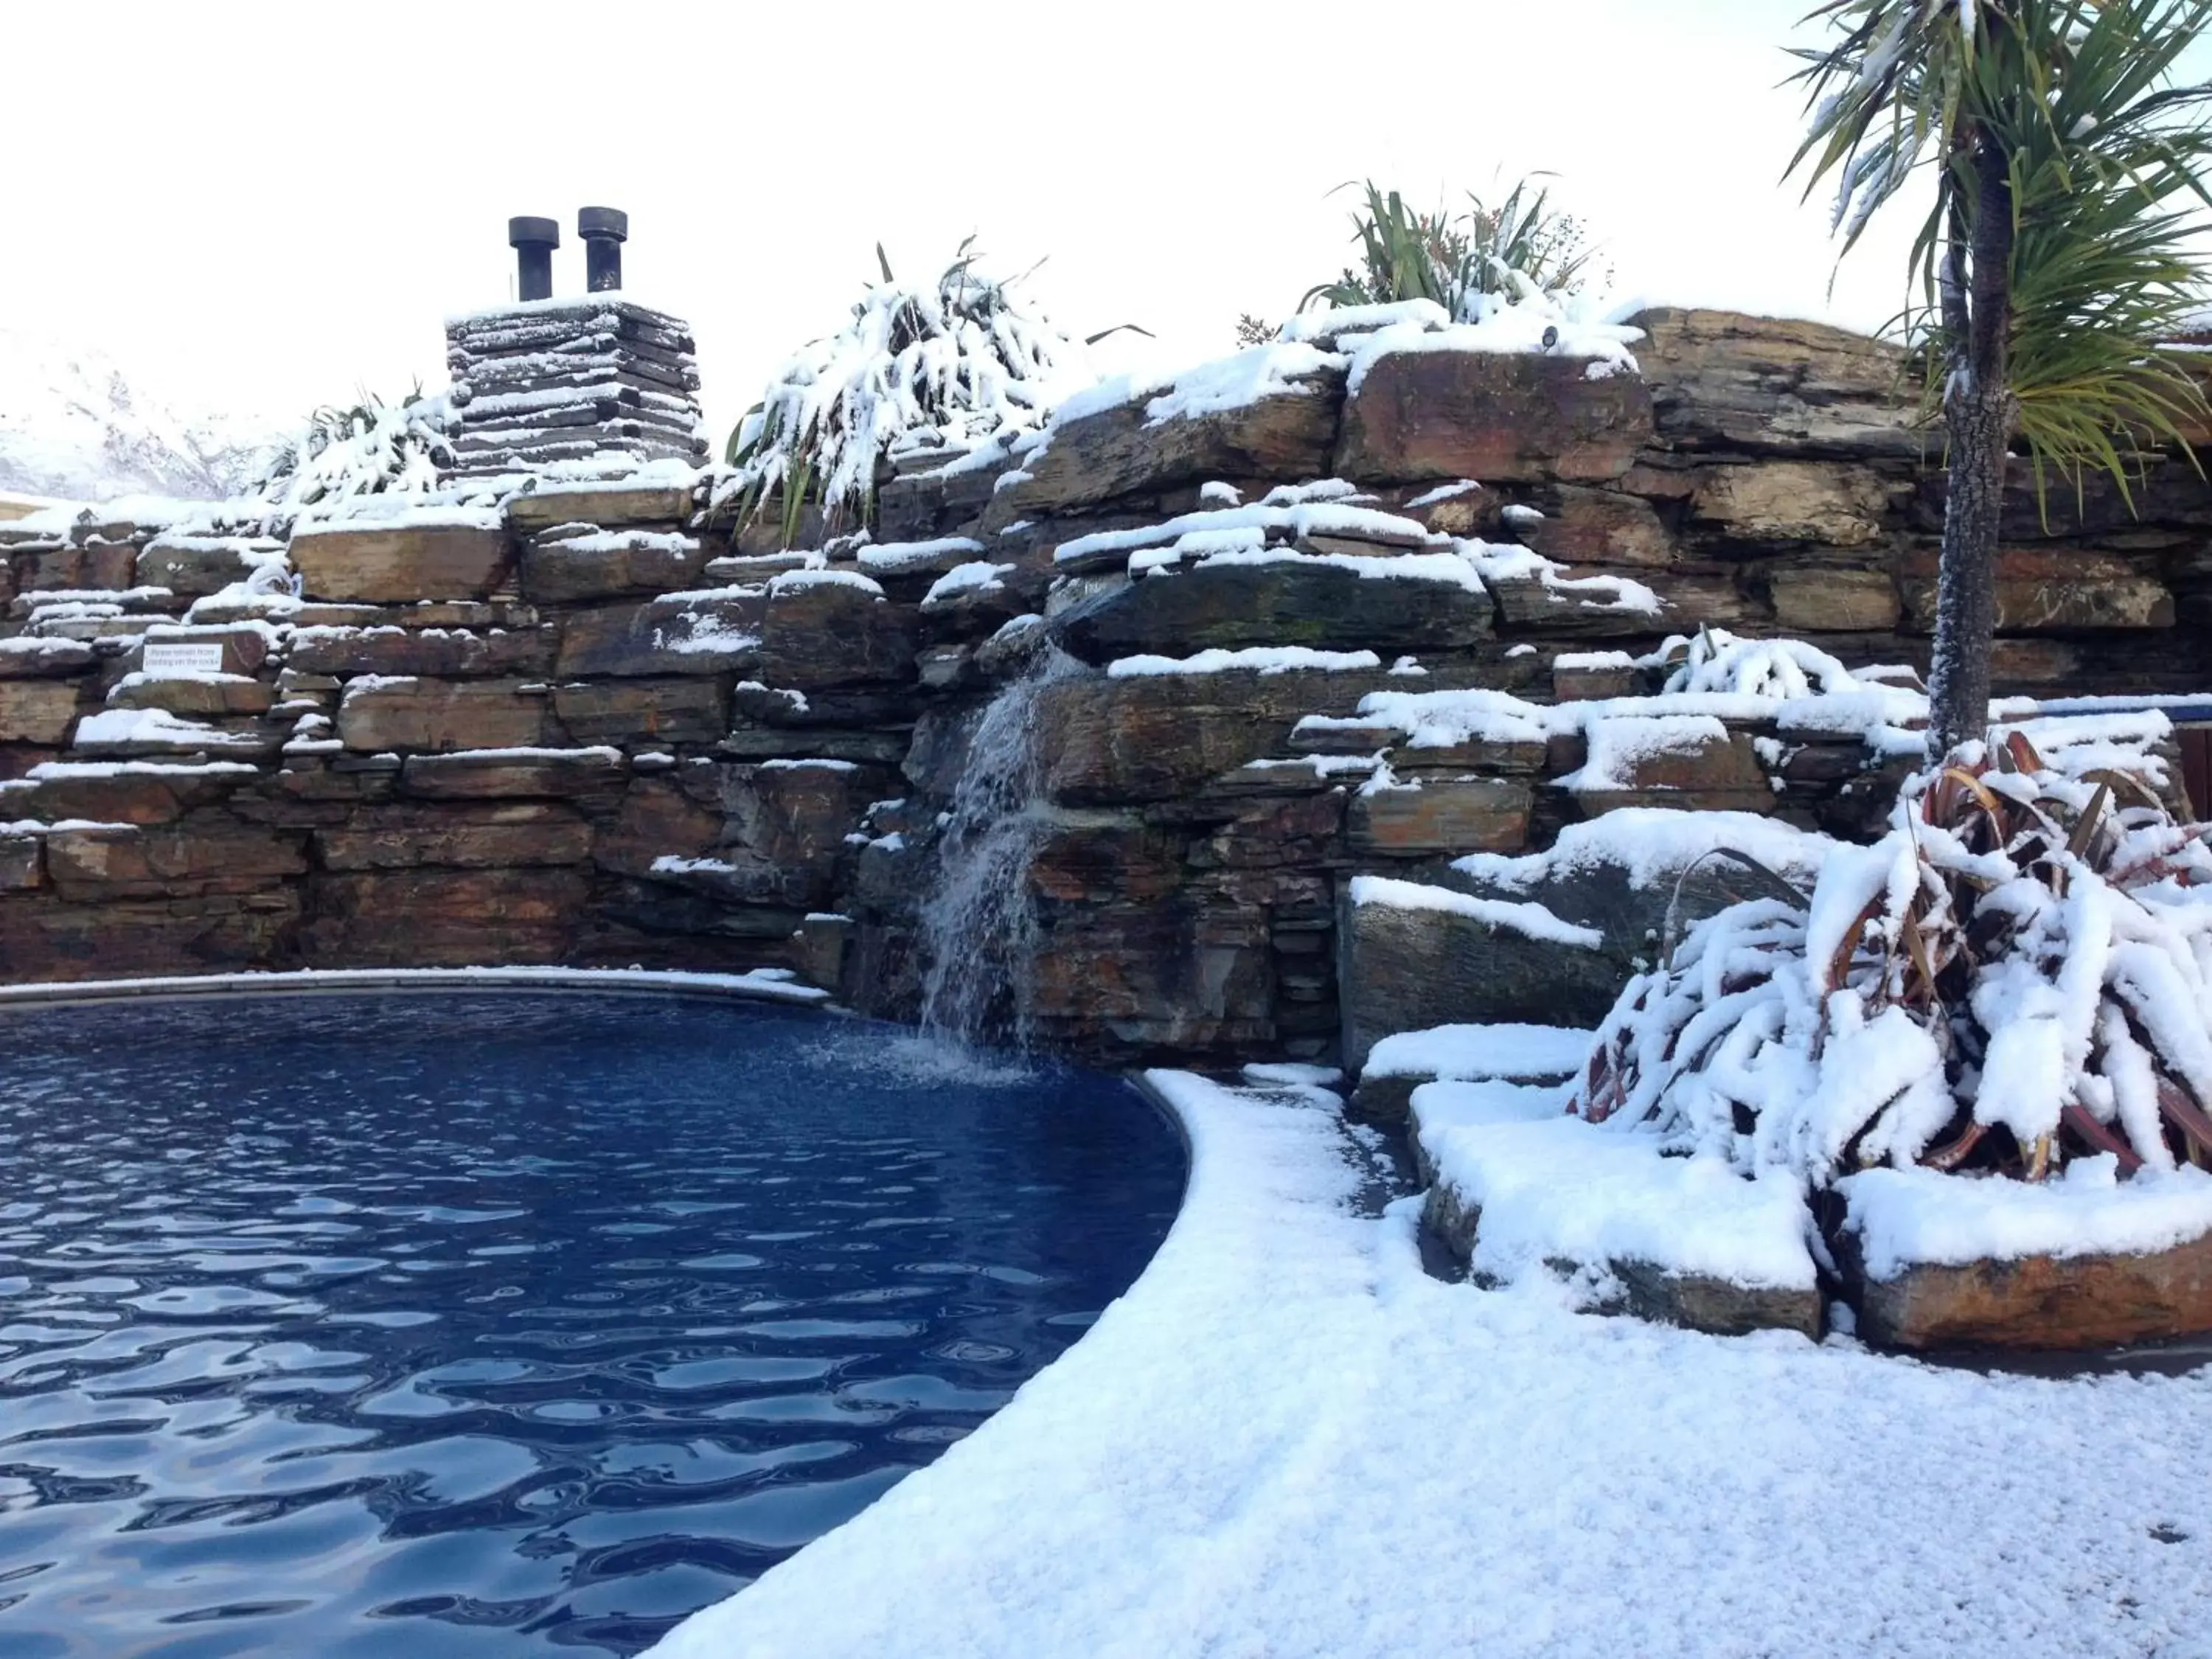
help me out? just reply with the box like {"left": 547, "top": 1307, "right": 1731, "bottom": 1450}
{"left": 0, "top": 990, "right": 1184, "bottom": 1656}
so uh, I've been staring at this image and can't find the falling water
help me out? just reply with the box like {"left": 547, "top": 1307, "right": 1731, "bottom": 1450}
{"left": 915, "top": 647, "right": 1078, "bottom": 1055}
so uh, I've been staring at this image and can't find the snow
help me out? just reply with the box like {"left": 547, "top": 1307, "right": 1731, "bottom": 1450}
{"left": 289, "top": 503, "right": 504, "bottom": 535}
{"left": 1559, "top": 713, "right": 1731, "bottom": 792}
{"left": 1843, "top": 1161, "right": 2212, "bottom": 1279}
{"left": 855, "top": 536, "right": 987, "bottom": 574}
{"left": 69, "top": 708, "right": 265, "bottom": 752}
{"left": 420, "top": 745, "right": 624, "bottom": 763}
{"left": 767, "top": 568, "right": 886, "bottom": 598}
{"left": 923, "top": 561, "right": 1015, "bottom": 604}
{"left": 1335, "top": 307, "right": 1644, "bottom": 394}
{"left": 1417, "top": 1093, "right": 1820, "bottom": 1290}
{"left": 1347, "top": 874, "right": 1604, "bottom": 949}
{"left": 1106, "top": 647, "right": 1381, "bottom": 678}
{"left": 1054, "top": 499, "right": 1436, "bottom": 567}
{"left": 1402, "top": 479, "right": 1481, "bottom": 509}
{"left": 648, "top": 1072, "right": 2212, "bottom": 1659}
{"left": 1452, "top": 809, "right": 1834, "bottom": 894}
{"left": 1363, "top": 1022, "right": 1595, "bottom": 1083}
{"left": 539, "top": 529, "right": 699, "bottom": 556}
{"left": 1046, "top": 342, "right": 1339, "bottom": 431}
{"left": 1276, "top": 299, "right": 1453, "bottom": 344}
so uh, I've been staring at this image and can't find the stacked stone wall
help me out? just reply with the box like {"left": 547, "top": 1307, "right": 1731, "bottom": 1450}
{"left": 2, "top": 308, "right": 2208, "bottom": 1069}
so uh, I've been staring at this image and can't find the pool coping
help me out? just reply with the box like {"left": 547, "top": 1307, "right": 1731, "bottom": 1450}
{"left": 0, "top": 964, "right": 838, "bottom": 1010}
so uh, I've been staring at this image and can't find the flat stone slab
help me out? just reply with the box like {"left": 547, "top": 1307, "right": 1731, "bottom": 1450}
{"left": 1335, "top": 349, "right": 1652, "bottom": 484}
{"left": 1412, "top": 1085, "right": 1823, "bottom": 1339}
{"left": 1052, "top": 557, "right": 1494, "bottom": 663}
{"left": 291, "top": 518, "right": 515, "bottom": 603}
{"left": 1837, "top": 1166, "right": 2212, "bottom": 1350}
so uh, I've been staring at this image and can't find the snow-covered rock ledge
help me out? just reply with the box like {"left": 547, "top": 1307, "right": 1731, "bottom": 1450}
{"left": 647, "top": 1071, "right": 2212, "bottom": 1658}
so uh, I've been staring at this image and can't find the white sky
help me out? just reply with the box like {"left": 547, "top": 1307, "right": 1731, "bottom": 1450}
{"left": 9, "top": 0, "right": 1936, "bottom": 441}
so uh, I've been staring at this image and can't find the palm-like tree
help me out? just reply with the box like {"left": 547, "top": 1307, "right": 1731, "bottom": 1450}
{"left": 1790, "top": 0, "right": 2212, "bottom": 757}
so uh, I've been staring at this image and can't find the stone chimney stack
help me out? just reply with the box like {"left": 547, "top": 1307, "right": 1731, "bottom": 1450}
{"left": 441, "top": 210, "right": 706, "bottom": 484}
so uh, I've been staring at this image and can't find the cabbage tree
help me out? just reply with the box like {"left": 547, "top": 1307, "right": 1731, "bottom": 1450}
{"left": 1791, "top": 0, "right": 2212, "bottom": 757}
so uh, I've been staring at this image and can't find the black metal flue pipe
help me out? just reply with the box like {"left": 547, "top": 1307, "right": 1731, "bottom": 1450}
{"left": 508, "top": 216, "right": 560, "bottom": 302}
{"left": 580, "top": 206, "right": 627, "bottom": 293}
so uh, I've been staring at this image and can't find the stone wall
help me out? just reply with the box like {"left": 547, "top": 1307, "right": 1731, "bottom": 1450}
{"left": 2, "top": 308, "right": 2208, "bottom": 1068}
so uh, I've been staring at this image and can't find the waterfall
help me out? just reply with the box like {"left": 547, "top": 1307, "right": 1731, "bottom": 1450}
{"left": 914, "top": 647, "right": 1077, "bottom": 1054}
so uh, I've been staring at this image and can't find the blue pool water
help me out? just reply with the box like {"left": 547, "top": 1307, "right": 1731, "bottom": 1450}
{"left": 0, "top": 992, "right": 1185, "bottom": 1657}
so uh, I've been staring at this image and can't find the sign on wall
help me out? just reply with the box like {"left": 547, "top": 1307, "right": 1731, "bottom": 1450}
{"left": 141, "top": 641, "right": 229, "bottom": 677}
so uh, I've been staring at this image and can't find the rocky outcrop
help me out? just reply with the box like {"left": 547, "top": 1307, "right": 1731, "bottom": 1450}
{"left": 1, "top": 305, "right": 2208, "bottom": 1085}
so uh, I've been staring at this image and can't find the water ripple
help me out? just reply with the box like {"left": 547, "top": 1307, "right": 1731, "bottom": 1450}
{"left": 0, "top": 993, "right": 1181, "bottom": 1656}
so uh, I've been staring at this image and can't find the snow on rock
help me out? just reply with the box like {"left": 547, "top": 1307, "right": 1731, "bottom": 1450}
{"left": 856, "top": 536, "right": 987, "bottom": 575}
{"left": 1418, "top": 1092, "right": 1820, "bottom": 1290}
{"left": 69, "top": 709, "right": 264, "bottom": 753}
{"left": 1842, "top": 1160, "right": 2212, "bottom": 1278}
{"left": 1107, "top": 647, "right": 1382, "bottom": 678}
{"left": 1558, "top": 713, "right": 1731, "bottom": 793}
{"left": 1054, "top": 498, "right": 1436, "bottom": 567}
{"left": 1347, "top": 874, "right": 1603, "bottom": 950}
{"left": 766, "top": 568, "right": 886, "bottom": 599}
{"left": 1050, "top": 342, "right": 1343, "bottom": 431}
{"left": 1457, "top": 539, "right": 1662, "bottom": 615}
{"left": 1453, "top": 809, "right": 1836, "bottom": 896}
{"left": 1364, "top": 1022, "right": 1596, "bottom": 1083}
{"left": 922, "top": 561, "right": 1016, "bottom": 605}
{"left": 646, "top": 1072, "right": 2212, "bottom": 1659}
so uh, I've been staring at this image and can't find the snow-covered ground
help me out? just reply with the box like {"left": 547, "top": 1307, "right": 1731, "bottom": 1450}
{"left": 647, "top": 1072, "right": 2212, "bottom": 1659}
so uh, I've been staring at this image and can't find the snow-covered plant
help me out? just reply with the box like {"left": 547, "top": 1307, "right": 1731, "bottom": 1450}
{"left": 243, "top": 389, "right": 454, "bottom": 524}
{"left": 1655, "top": 627, "right": 1867, "bottom": 698}
{"left": 721, "top": 240, "right": 1081, "bottom": 545}
{"left": 1300, "top": 178, "right": 1600, "bottom": 324}
{"left": 1577, "top": 732, "right": 2212, "bottom": 1186}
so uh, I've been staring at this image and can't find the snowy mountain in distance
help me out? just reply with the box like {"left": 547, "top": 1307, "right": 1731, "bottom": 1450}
{"left": 0, "top": 327, "right": 280, "bottom": 503}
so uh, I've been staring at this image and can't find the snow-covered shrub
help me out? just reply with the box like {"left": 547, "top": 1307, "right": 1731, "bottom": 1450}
{"left": 720, "top": 241, "right": 1081, "bottom": 544}
{"left": 1655, "top": 627, "right": 1868, "bottom": 699}
{"left": 1300, "top": 178, "right": 1601, "bottom": 325}
{"left": 242, "top": 389, "right": 455, "bottom": 525}
{"left": 1577, "top": 732, "right": 2212, "bottom": 1186}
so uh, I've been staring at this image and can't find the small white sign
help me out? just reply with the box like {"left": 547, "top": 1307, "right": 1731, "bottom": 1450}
{"left": 142, "top": 641, "right": 229, "bottom": 677}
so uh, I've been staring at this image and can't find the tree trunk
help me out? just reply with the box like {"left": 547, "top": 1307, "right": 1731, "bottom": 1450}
{"left": 1926, "top": 139, "right": 2017, "bottom": 761}
{"left": 1927, "top": 390, "right": 2008, "bottom": 757}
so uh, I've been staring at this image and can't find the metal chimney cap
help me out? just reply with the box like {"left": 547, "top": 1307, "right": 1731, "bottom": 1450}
{"left": 508, "top": 216, "right": 561, "bottom": 249}
{"left": 578, "top": 206, "right": 629, "bottom": 243}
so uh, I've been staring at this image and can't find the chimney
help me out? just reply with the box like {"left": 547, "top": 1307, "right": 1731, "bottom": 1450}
{"left": 507, "top": 216, "right": 560, "bottom": 303}
{"left": 579, "top": 206, "right": 628, "bottom": 293}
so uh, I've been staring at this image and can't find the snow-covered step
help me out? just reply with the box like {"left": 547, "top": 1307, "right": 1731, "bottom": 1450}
{"left": 1351, "top": 1020, "right": 1593, "bottom": 1122}
{"left": 1408, "top": 1076, "right": 1822, "bottom": 1338}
